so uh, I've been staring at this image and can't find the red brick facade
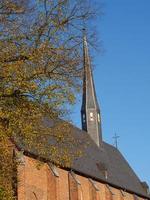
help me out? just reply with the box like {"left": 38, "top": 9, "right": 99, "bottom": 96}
{"left": 17, "top": 155, "right": 145, "bottom": 200}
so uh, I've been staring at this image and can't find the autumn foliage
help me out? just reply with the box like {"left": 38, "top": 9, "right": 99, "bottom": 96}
{"left": 0, "top": 0, "right": 96, "bottom": 199}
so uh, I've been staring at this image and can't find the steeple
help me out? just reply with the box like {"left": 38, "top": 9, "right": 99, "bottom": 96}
{"left": 81, "top": 32, "right": 102, "bottom": 147}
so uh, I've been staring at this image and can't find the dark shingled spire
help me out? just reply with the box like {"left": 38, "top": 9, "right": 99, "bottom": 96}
{"left": 81, "top": 32, "right": 102, "bottom": 147}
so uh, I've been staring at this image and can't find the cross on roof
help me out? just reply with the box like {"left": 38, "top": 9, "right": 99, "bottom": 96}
{"left": 113, "top": 133, "right": 120, "bottom": 149}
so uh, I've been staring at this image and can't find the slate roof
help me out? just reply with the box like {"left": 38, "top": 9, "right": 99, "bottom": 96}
{"left": 70, "top": 126, "right": 150, "bottom": 199}
{"left": 81, "top": 34, "right": 100, "bottom": 111}
{"left": 13, "top": 122, "right": 150, "bottom": 199}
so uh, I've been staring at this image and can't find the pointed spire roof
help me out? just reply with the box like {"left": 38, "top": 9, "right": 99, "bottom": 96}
{"left": 81, "top": 33, "right": 100, "bottom": 112}
{"left": 81, "top": 31, "right": 102, "bottom": 147}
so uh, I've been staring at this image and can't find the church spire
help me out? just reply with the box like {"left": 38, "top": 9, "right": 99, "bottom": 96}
{"left": 81, "top": 32, "right": 102, "bottom": 147}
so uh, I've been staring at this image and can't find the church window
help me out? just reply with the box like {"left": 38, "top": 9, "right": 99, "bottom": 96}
{"left": 90, "top": 112, "right": 94, "bottom": 121}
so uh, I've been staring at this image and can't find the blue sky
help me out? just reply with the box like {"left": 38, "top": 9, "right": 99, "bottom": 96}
{"left": 71, "top": 0, "right": 150, "bottom": 186}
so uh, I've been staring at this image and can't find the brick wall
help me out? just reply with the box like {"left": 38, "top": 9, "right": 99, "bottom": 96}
{"left": 17, "top": 155, "right": 146, "bottom": 200}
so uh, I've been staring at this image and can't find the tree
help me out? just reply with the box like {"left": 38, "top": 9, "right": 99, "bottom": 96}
{"left": 0, "top": 0, "right": 98, "bottom": 199}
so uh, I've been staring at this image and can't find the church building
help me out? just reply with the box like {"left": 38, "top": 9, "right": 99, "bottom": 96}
{"left": 13, "top": 34, "right": 150, "bottom": 200}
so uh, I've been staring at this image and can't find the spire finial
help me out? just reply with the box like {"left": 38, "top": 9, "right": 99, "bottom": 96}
{"left": 82, "top": 27, "right": 86, "bottom": 36}
{"left": 82, "top": 27, "right": 87, "bottom": 47}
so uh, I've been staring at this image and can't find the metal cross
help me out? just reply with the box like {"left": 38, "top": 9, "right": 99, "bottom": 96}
{"left": 113, "top": 133, "right": 120, "bottom": 149}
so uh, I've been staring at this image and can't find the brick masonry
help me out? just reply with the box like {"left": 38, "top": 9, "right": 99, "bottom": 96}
{"left": 17, "top": 155, "right": 146, "bottom": 200}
